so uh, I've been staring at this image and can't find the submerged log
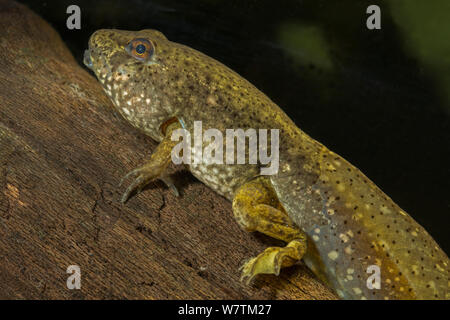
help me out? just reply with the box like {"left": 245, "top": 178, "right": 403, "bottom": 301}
{"left": 0, "top": 0, "right": 336, "bottom": 299}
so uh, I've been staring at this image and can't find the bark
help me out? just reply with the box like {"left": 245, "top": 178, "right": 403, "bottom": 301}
{"left": 0, "top": 0, "right": 336, "bottom": 299}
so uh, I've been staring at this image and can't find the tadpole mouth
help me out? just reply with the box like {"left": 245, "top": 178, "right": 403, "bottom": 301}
{"left": 83, "top": 49, "right": 93, "bottom": 69}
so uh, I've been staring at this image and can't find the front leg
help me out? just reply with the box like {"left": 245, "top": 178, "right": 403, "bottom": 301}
{"left": 120, "top": 119, "right": 182, "bottom": 203}
{"left": 232, "top": 176, "right": 307, "bottom": 284}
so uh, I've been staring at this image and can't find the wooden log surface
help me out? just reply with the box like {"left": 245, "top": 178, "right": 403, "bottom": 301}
{"left": 0, "top": 0, "right": 336, "bottom": 299}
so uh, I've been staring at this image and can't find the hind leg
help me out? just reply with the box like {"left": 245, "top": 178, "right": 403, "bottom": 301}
{"left": 232, "top": 176, "right": 307, "bottom": 283}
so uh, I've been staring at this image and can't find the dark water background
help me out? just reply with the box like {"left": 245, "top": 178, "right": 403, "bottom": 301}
{"left": 19, "top": 0, "right": 450, "bottom": 254}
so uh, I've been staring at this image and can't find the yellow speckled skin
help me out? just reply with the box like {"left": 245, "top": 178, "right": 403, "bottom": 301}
{"left": 84, "top": 29, "right": 449, "bottom": 300}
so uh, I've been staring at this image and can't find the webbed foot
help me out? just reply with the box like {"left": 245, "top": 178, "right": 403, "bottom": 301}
{"left": 240, "top": 239, "right": 306, "bottom": 284}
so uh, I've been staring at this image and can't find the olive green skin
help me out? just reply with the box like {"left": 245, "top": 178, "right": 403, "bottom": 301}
{"left": 84, "top": 29, "right": 449, "bottom": 300}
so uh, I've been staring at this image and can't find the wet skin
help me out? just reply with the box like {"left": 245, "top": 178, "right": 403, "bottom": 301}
{"left": 84, "top": 29, "right": 449, "bottom": 300}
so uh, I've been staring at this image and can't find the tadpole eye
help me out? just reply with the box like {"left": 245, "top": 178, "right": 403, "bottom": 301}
{"left": 135, "top": 44, "right": 146, "bottom": 54}
{"left": 126, "top": 38, "right": 155, "bottom": 62}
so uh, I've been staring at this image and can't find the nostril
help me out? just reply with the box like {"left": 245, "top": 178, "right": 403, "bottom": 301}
{"left": 83, "top": 49, "right": 93, "bottom": 69}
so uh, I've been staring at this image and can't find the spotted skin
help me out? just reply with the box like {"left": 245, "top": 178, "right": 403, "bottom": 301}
{"left": 84, "top": 29, "right": 449, "bottom": 300}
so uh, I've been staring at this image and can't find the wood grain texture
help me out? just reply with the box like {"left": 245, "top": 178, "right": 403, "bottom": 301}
{"left": 0, "top": 0, "right": 336, "bottom": 299}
